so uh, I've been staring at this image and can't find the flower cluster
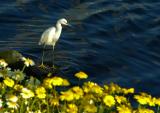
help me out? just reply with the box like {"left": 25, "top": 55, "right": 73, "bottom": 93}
{"left": 22, "top": 57, "right": 35, "bottom": 67}
{"left": 0, "top": 59, "right": 8, "bottom": 68}
{"left": 0, "top": 58, "right": 159, "bottom": 113}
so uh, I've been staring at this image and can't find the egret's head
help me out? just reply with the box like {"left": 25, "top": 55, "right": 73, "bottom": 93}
{"left": 58, "top": 18, "right": 68, "bottom": 26}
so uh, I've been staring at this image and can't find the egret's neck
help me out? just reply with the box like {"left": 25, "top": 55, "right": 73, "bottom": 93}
{"left": 56, "top": 23, "right": 62, "bottom": 36}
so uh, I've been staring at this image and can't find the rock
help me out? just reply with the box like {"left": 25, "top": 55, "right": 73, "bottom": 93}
{"left": 0, "top": 50, "right": 23, "bottom": 64}
{"left": 0, "top": 50, "right": 61, "bottom": 80}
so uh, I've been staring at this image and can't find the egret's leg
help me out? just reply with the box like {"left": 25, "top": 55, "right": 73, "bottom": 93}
{"left": 42, "top": 45, "right": 45, "bottom": 65}
{"left": 39, "top": 45, "right": 46, "bottom": 68}
{"left": 52, "top": 45, "right": 55, "bottom": 68}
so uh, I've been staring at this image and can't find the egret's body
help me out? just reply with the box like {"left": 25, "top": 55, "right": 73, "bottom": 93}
{"left": 39, "top": 18, "right": 68, "bottom": 67}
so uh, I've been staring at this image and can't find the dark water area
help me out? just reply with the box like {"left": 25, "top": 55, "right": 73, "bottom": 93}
{"left": 0, "top": 0, "right": 160, "bottom": 96}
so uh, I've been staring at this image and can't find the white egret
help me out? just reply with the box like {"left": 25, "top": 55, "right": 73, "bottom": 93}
{"left": 38, "top": 18, "right": 69, "bottom": 67}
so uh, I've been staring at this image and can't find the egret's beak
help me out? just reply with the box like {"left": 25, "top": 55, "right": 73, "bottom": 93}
{"left": 66, "top": 23, "right": 72, "bottom": 27}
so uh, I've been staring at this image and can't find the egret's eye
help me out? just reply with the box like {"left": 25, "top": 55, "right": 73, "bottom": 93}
{"left": 61, "top": 20, "right": 68, "bottom": 25}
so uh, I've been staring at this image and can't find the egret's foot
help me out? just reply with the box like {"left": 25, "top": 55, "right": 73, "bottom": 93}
{"left": 38, "top": 64, "right": 47, "bottom": 69}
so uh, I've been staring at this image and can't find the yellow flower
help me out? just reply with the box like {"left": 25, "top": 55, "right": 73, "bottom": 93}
{"left": 134, "top": 93, "right": 155, "bottom": 106}
{"left": 140, "top": 92, "right": 150, "bottom": 96}
{"left": 117, "top": 105, "right": 132, "bottom": 113}
{"left": 83, "top": 104, "right": 97, "bottom": 113}
{"left": 67, "top": 104, "right": 78, "bottom": 113}
{"left": 75, "top": 71, "right": 88, "bottom": 79}
{"left": 103, "top": 95, "right": 115, "bottom": 107}
{"left": 0, "top": 99, "right": 3, "bottom": 108}
{"left": 83, "top": 81, "right": 103, "bottom": 94}
{"left": 82, "top": 94, "right": 95, "bottom": 104}
{"left": 108, "top": 83, "right": 122, "bottom": 94}
{"left": 155, "top": 98, "right": 160, "bottom": 106}
{"left": 20, "top": 88, "right": 34, "bottom": 99}
{"left": 7, "top": 101, "right": 19, "bottom": 109}
{"left": 3, "top": 77, "right": 14, "bottom": 87}
{"left": 71, "top": 86, "right": 84, "bottom": 100}
{"left": 14, "top": 84, "right": 23, "bottom": 91}
{"left": 35, "top": 87, "right": 46, "bottom": 99}
{"left": 6, "top": 95, "right": 19, "bottom": 109}
{"left": 148, "top": 97, "right": 156, "bottom": 107}
{"left": 60, "top": 90, "right": 74, "bottom": 101}
{"left": 62, "top": 79, "right": 70, "bottom": 86}
{"left": 22, "top": 57, "right": 35, "bottom": 67}
{"left": 50, "top": 98, "right": 59, "bottom": 106}
{"left": 92, "top": 85, "right": 103, "bottom": 95}
{"left": 51, "top": 76, "right": 63, "bottom": 86}
{"left": 104, "top": 85, "right": 109, "bottom": 90}
{"left": 115, "top": 95, "right": 127, "bottom": 104}
{"left": 35, "top": 110, "right": 41, "bottom": 113}
{"left": 43, "top": 78, "right": 53, "bottom": 89}
{"left": 0, "top": 59, "right": 8, "bottom": 68}
{"left": 134, "top": 108, "right": 154, "bottom": 113}
{"left": 7, "top": 95, "right": 18, "bottom": 102}
{"left": 122, "top": 88, "right": 134, "bottom": 94}
{"left": 134, "top": 95, "right": 149, "bottom": 105}
{"left": 83, "top": 81, "right": 95, "bottom": 91}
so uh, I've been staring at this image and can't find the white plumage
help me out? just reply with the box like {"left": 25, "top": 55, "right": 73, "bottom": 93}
{"left": 39, "top": 18, "right": 69, "bottom": 67}
{"left": 39, "top": 27, "right": 56, "bottom": 46}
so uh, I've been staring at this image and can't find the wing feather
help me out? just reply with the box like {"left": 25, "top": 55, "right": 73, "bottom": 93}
{"left": 38, "top": 27, "right": 56, "bottom": 45}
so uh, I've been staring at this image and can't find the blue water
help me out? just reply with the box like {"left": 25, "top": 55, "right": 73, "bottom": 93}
{"left": 0, "top": 0, "right": 160, "bottom": 96}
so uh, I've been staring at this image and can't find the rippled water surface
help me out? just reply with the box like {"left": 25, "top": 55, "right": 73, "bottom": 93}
{"left": 0, "top": 0, "right": 160, "bottom": 96}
